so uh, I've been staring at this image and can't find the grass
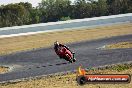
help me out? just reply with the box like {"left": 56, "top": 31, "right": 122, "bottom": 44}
{"left": 0, "top": 23, "right": 132, "bottom": 55}
{"left": 110, "top": 64, "right": 130, "bottom": 72}
{"left": 106, "top": 42, "right": 132, "bottom": 49}
{"left": 0, "top": 63, "right": 132, "bottom": 88}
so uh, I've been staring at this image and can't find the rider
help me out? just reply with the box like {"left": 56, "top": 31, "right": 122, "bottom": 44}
{"left": 54, "top": 41, "right": 73, "bottom": 59}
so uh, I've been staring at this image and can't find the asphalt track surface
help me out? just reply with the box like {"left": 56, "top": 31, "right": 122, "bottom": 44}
{"left": 0, "top": 35, "right": 132, "bottom": 82}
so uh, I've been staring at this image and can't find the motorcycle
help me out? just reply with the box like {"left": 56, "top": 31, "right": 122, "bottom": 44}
{"left": 57, "top": 46, "right": 76, "bottom": 63}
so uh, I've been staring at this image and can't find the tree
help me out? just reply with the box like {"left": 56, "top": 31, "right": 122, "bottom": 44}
{"left": 29, "top": 9, "right": 41, "bottom": 24}
{"left": 0, "top": 0, "right": 132, "bottom": 28}
{"left": 0, "top": 2, "right": 38, "bottom": 27}
{"left": 74, "top": 0, "right": 87, "bottom": 18}
{"left": 106, "top": 0, "right": 130, "bottom": 14}
{"left": 39, "top": 0, "right": 71, "bottom": 22}
{"left": 97, "top": 0, "right": 108, "bottom": 16}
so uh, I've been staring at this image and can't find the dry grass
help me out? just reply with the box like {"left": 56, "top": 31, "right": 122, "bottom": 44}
{"left": 106, "top": 42, "right": 132, "bottom": 49}
{"left": 0, "top": 66, "right": 9, "bottom": 74}
{"left": 0, "top": 23, "right": 132, "bottom": 55}
{"left": 0, "top": 64, "right": 132, "bottom": 88}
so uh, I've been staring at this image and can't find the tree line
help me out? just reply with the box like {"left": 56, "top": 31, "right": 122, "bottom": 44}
{"left": 0, "top": 0, "right": 132, "bottom": 28}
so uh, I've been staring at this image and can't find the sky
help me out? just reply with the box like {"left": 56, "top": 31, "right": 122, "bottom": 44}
{"left": 0, "top": 0, "right": 75, "bottom": 7}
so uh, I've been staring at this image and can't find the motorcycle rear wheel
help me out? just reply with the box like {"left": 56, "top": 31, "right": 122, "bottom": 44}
{"left": 73, "top": 58, "right": 76, "bottom": 62}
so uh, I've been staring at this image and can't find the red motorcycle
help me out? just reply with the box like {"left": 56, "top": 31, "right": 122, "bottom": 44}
{"left": 56, "top": 46, "right": 76, "bottom": 63}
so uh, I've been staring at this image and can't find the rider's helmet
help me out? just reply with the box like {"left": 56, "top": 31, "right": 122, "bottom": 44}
{"left": 54, "top": 41, "right": 59, "bottom": 46}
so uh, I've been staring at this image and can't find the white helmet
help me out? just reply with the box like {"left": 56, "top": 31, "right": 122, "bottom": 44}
{"left": 54, "top": 41, "right": 59, "bottom": 46}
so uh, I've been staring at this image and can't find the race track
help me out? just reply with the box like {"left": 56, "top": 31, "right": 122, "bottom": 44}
{"left": 0, "top": 35, "right": 132, "bottom": 82}
{"left": 0, "top": 13, "right": 132, "bottom": 38}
